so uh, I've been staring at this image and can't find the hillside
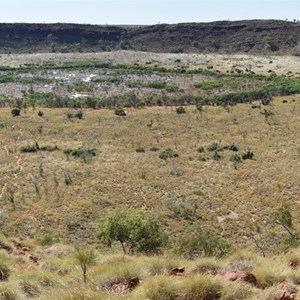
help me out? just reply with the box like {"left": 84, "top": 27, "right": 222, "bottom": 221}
{"left": 1, "top": 20, "right": 300, "bottom": 54}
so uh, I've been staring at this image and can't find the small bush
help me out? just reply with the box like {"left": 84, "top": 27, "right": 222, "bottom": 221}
{"left": 64, "top": 148, "right": 96, "bottom": 158}
{"left": 39, "top": 145, "right": 59, "bottom": 152}
{"left": 197, "top": 146, "right": 205, "bottom": 153}
{"left": 242, "top": 149, "right": 254, "bottom": 160}
{"left": 37, "top": 111, "right": 44, "bottom": 117}
{"left": 176, "top": 106, "right": 186, "bottom": 114}
{"left": 136, "top": 147, "right": 145, "bottom": 153}
{"left": 159, "top": 148, "right": 179, "bottom": 159}
{"left": 40, "top": 234, "right": 60, "bottom": 246}
{"left": 115, "top": 108, "right": 126, "bottom": 116}
{"left": 212, "top": 151, "right": 222, "bottom": 160}
{"left": 20, "top": 144, "right": 39, "bottom": 153}
{"left": 74, "top": 110, "right": 83, "bottom": 119}
{"left": 175, "top": 229, "right": 234, "bottom": 259}
{"left": 223, "top": 144, "right": 239, "bottom": 151}
{"left": 207, "top": 142, "right": 220, "bottom": 152}
{"left": 150, "top": 146, "right": 159, "bottom": 152}
{"left": 11, "top": 108, "right": 20, "bottom": 117}
{"left": 230, "top": 154, "right": 242, "bottom": 163}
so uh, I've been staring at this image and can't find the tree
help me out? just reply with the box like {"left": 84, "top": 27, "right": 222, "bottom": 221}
{"left": 73, "top": 247, "right": 97, "bottom": 284}
{"left": 97, "top": 209, "right": 167, "bottom": 254}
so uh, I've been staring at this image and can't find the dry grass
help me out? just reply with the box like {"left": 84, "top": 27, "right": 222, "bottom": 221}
{"left": 0, "top": 91, "right": 299, "bottom": 253}
{"left": 1, "top": 51, "right": 300, "bottom": 76}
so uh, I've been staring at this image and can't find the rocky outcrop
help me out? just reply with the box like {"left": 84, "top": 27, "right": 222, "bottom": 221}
{"left": 0, "top": 20, "right": 299, "bottom": 54}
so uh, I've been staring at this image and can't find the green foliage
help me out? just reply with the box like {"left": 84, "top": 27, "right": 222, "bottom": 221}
{"left": 197, "top": 146, "right": 205, "bottom": 153}
{"left": 176, "top": 106, "right": 186, "bottom": 114}
{"left": 223, "top": 144, "right": 239, "bottom": 151}
{"left": 159, "top": 148, "right": 179, "bottom": 159}
{"left": 136, "top": 147, "right": 145, "bottom": 153}
{"left": 74, "top": 110, "right": 83, "bottom": 119}
{"left": 230, "top": 154, "right": 242, "bottom": 163}
{"left": 212, "top": 151, "right": 222, "bottom": 160}
{"left": 242, "top": 149, "right": 254, "bottom": 160}
{"left": 150, "top": 146, "right": 159, "bottom": 152}
{"left": 21, "top": 144, "right": 59, "bottom": 153}
{"left": 114, "top": 108, "right": 126, "bottom": 116}
{"left": 73, "top": 247, "right": 97, "bottom": 284}
{"left": 275, "top": 204, "right": 293, "bottom": 231}
{"left": 97, "top": 209, "right": 168, "bottom": 254}
{"left": 63, "top": 148, "right": 96, "bottom": 161}
{"left": 40, "top": 234, "right": 60, "bottom": 246}
{"left": 11, "top": 108, "right": 20, "bottom": 117}
{"left": 0, "top": 262, "right": 10, "bottom": 280}
{"left": 207, "top": 142, "right": 220, "bottom": 152}
{"left": 20, "top": 144, "right": 39, "bottom": 153}
{"left": 65, "top": 110, "right": 84, "bottom": 120}
{"left": 175, "top": 229, "right": 234, "bottom": 259}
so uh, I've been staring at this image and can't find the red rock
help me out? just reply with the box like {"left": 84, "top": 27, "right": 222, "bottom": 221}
{"left": 278, "top": 291, "right": 295, "bottom": 300}
{"left": 170, "top": 267, "right": 186, "bottom": 276}
{"left": 216, "top": 270, "right": 257, "bottom": 286}
{"left": 289, "top": 262, "right": 299, "bottom": 270}
{"left": 29, "top": 255, "right": 39, "bottom": 264}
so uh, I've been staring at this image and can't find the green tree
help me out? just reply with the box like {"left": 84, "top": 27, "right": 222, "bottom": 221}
{"left": 97, "top": 209, "right": 167, "bottom": 254}
{"left": 73, "top": 247, "right": 97, "bottom": 284}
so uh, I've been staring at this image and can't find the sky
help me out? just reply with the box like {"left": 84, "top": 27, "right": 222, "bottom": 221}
{"left": 0, "top": 1, "right": 299, "bottom": 25}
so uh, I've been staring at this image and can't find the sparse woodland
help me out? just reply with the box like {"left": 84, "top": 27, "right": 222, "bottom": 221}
{"left": 0, "top": 51, "right": 299, "bottom": 299}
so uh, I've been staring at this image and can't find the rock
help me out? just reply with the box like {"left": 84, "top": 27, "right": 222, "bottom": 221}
{"left": 277, "top": 291, "right": 295, "bottom": 300}
{"left": 288, "top": 262, "right": 298, "bottom": 270}
{"left": 127, "top": 277, "right": 140, "bottom": 290}
{"left": 216, "top": 270, "right": 257, "bottom": 286}
{"left": 169, "top": 267, "right": 186, "bottom": 276}
{"left": 29, "top": 255, "right": 39, "bottom": 264}
{"left": 108, "top": 277, "right": 140, "bottom": 294}
{"left": 0, "top": 241, "right": 13, "bottom": 253}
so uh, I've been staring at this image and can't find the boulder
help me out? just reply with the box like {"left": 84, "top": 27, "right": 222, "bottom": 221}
{"left": 216, "top": 270, "right": 257, "bottom": 286}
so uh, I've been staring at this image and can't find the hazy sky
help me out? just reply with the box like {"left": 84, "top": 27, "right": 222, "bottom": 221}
{"left": 0, "top": 1, "right": 299, "bottom": 25}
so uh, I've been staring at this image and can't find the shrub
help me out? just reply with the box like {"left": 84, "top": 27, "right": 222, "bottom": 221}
{"left": 114, "top": 108, "right": 126, "bottom": 116}
{"left": 230, "top": 154, "right": 242, "bottom": 163}
{"left": 97, "top": 209, "right": 168, "bottom": 254}
{"left": 159, "top": 148, "right": 179, "bottom": 159}
{"left": 136, "top": 147, "right": 145, "bottom": 153}
{"left": 223, "top": 144, "right": 239, "bottom": 151}
{"left": 150, "top": 146, "right": 159, "bottom": 152}
{"left": 11, "top": 108, "right": 20, "bottom": 117}
{"left": 74, "top": 110, "right": 83, "bottom": 119}
{"left": 176, "top": 106, "right": 186, "bottom": 114}
{"left": 175, "top": 229, "right": 234, "bottom": 259}
{"left": 40, "top": 234, "right": 60, "bottom": 246}
{"left": 37, "top": 110, "right": 44, "bottom": 117}
{"left": 242, "top": 149, "right": 254, "bottom": 160}
{"left": 212, "top": 151, "right": 222, "bottom": 160}
{"left": 64, "top": 148, "right": 96, "bottom": 158}
{"left": 39, "top": 145, "right": 59, "bottom": 152}
{"left": 20, "top": 144, "right": 39, "bottom": 153}
{"left": 207, "top": 142, "right": 220, "bottom": 152}
{"left": 197, "top": 146, "right": 205, "bottom": 153}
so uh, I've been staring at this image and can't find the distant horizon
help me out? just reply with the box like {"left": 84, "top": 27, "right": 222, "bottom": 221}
{"left": 0, "top": 1, "right": 299, "bottom": 25}
{"left": 0, "top": 18, "right": 297, "bottom": 26}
